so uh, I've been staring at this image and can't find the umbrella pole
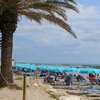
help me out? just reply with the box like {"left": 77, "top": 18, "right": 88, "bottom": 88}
{"left": 23, "top": 75, "right": 26, "bottom": 100}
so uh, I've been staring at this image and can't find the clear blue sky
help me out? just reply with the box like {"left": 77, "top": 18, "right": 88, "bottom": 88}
{"left": 13, "top": 0, "right": 100, "bottom": 64}
{"left": 76, "top": 0, "right": 100, "bottom": 6}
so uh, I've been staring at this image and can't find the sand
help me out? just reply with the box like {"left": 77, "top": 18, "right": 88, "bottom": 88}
{"left": 0, "top": 75, "right": 100, "bottom": 100}
{"left": 59, "top": 95, "right": 80, "bottom": 100}
{"left": 0, "top": 85, "right": 54, "bottom": 100}
{"left": 0, "top": 75, "right": 54, "bottom": 100}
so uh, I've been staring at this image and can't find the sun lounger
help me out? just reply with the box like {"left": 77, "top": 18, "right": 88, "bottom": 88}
{"left": 80, "top": 86, "right": 93, "bottom": 92}
{"left": 80, "top": 85, "right": 100, "bottom": 96}
{"left": 80, "top": 81, "right": 91, "bottom": 86}
{"left": 87, "top": 89, "right": 100, "bottom": 94}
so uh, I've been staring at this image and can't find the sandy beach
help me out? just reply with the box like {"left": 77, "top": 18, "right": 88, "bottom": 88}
{"left": 0, "top": 74, "right": 100, "bottom": 100}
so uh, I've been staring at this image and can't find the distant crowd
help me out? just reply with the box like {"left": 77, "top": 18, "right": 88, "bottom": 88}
{"left": 40, "top": 70, "right": 100, "bottom": 86}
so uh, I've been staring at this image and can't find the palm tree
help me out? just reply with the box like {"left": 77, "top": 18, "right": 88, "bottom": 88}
{"left": 0, "top": 0, "right": 78, "bottom": 87}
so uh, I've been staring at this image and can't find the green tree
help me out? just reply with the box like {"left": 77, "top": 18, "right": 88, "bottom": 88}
{"left": 0, "top": 0, "right": 78, "bottom": 87}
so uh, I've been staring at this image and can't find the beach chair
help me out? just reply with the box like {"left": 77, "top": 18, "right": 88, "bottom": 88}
{"left": 87, "top": 89, "right": 100, "bottom": 94}
{"left": 85, "top": 87, "right": 100, "bottom": 97}
{"left": 80, "top": 85, "right": 100, "bottom": 95}
{"left": 80, "top": 85, "right": 93, "bottom": 92}
{"left": 80, "top": 81, "right": 91, "bottom": 86}
{"left": 66, "top": 84, "right": 79, "bottom": 90}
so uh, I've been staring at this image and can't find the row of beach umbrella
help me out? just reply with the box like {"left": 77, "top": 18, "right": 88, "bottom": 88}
{"left": 14, "top": 64, "right": 100, "bottom": 74}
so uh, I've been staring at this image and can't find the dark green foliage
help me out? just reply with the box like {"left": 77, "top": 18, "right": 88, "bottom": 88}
{"left": 1, "top": 7, "right": 17, "bottom": 23}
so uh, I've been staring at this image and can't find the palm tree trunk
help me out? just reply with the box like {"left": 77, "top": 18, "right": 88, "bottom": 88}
{"left": 0, "top": 7, "right": 17, "bottom": 87}
{"left": 0, "top": 31, "right": 13, "bottom": 87}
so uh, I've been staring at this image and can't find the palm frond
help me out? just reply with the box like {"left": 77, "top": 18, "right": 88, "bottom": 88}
{"left": 65, "top": 0, "right": 77, "bottom": 5}
{"left": 18, "top": 2, "right": 67, "bottom": 20}
{"left": 18, "top": 10, "right": 77, "bottom": 38}
{"left": 18, "top": 10, "right": 42, "bottom": 23}
{"left": 46, "top": 1, "right": 79, "bottom": 13}
{"left": 0, "top": 0, "right": 78, "bottom": 38}
{"left": 43, "top": 14, "right": 77, "bottom": 38}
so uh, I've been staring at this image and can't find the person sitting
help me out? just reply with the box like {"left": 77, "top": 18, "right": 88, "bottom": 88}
{"left": 88, "top": 74, "right": 97, "bottom": 85}
{"left": 55, "top": 76, "right": 59, "bottom": 82}
{"left": 44, "top": 75, "right": 54, "bottom": 84}
{"left": 76, "top": 74, "right": 83, "bottom": 82}
{"left": 65, "top": 74, "right": 72, "bottom": 86}
{"left": 96, "top": 74, "right": 100, "bottom": 85}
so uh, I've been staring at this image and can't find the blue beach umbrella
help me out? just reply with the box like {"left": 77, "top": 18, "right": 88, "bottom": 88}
{"left": 14, "top": 64, "right": 36, "bottom": 70}
{"left": 64, "top": 67, "right": 79, "bottom": 72}
{"left": 79, "top": 68, "right": 96, "bottom": 74}
{"left": 36, "top": 65, "right": 48, "bottom": 70}
{"left": 14, "top": 64, "right": 24, "bottom": 68}
{"left": 63, "top": 68, "right": 72, "bottom": 72}
{"left": 58, "top": 67, "right": 66, "bottom": 72}
{"left": 71, "top": 68, "right": 80, "bottom": 72}
{"left": 28, "top": 65, "right": 36, "bottom": 70}
{"left": 47, "top": 66, "right": 59, "bottom": 72}
{"left": 94, "top": 69, "right": 100, "bottom": 74}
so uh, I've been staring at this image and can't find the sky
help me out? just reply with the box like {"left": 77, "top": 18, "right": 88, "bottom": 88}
{"left": 13, "top": 0, "right": 100, "bottom": 64}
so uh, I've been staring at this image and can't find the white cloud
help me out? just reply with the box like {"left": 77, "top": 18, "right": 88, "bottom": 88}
{"left": 15, "top": 4, "right": 100, "bottom": 46}
{"left": 13, "top": 4, "right": 100, "bottom": 64}
{"left": 68, "top": 5, "right": 100, "bottom": 20}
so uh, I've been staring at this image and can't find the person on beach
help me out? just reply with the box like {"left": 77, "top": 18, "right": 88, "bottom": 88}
{"left": 65, "top": 74, "right": 73, "bottom": 86}
{"left": 88, "top": 74, "right": 97, "bottom": 85}
{"left": 97, "top": 74, "right": 100, "bottom": 85}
